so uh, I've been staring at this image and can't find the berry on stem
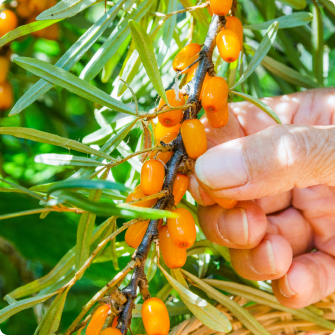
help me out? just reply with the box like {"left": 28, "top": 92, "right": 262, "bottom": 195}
{"left": 173, "top": 174, "right": 190, "bottom": 205}
{"left": 0, "top": 57, "right": 10, "bottom": 84}
{"left": 150, "top": 132, "right": 178, "bottom": 164}
{"left": 0, "top": 82, "right": 13, "bottom": 110}
{"left": 186, "top": 64, "right": 198, "bottom": 84}
{"left": 181, "top": 119, "right": 207, "bottom": 159}
{"left": 141, "top": 159, "right": 165, "bottom": 196}
{"left": 155, "top": 122, "right": 180, "bottom": 141}
{"left": 202, "top": 76, "right": 228, "bottom": 113}
{"left": 125, "top": 220, "right": 149, "bottom": 249}
{"left": 224, "top": 16, "right": 243, "bottom": 50}
{"left": 209, "top": 0, "right": 233, "bottom": 16}
{"left": 142, "top": 297, "right": 170, "bottom": 335}
{"left": 206, "top": 103, "right": 229, "bottom": 128}
{"left": 0, "top": 10, "right": 18, "bottom": 37}
{"left": 216, "top": 29, "right": 241, "bottom": 63}
{"left": 86, "top": 304, "right": 110, "bottom": 335}
{"left": 159, "top": 226, "right": 187, "bottom": 269}
{"left": 172, "top": 43, "right": 201, "bottom": 73}
{"left": 158, "top": 90, "right": 184, "bottom": 128}
{"left": 126, "top": 185, "right": 157, "bottom": 208}
{"left": 100, "top": 328, "right": 122, "bottom": 335}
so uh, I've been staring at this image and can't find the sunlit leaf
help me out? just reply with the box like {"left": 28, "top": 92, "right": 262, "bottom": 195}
{"left": 277, "top": 0, "right": 306, "bottom": 9}
{"left": 145, "top": 244, "right": 158, "bottom": 282}
{"left": 312, "top": 4, "right": 324, "bottom": 85}
{"left": 34, "top": 154, "right": 107, "bottom": 167}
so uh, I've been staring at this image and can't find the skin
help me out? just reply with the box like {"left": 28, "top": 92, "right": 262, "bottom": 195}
{"left": 189, "top": 88, "right": 335, "bottom": 309}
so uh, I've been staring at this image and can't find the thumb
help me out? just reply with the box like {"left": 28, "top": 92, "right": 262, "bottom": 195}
{"left": 195, "top": 124, "right": 335, "bottom": 200}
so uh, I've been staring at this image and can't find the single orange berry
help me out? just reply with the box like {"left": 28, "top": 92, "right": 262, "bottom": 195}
{"left": 200, "top": 73, "right": 210, "bottom": 100}
{"left": 150, "top": 132, "right": 178, "bottom": 164}
{"left": 172, "top": 43, "right": 201, "bottom": 73}
{"left": 212, "top": 196, "right": 237, "bottom": 209}
{"left": 216, "top": 29, "right": 240, "bottom": 63}
{"left": 43, "top": 23, "right": 59, "bottom": 40}
{"left": 207, "top": 6, "right": 213, "bottom": 16}
{"left": 126, "top": 185, "right": 157, "bottom": 208}
{"left": 224, "top": 16, "right": 243, "bottom": 50}
{"left": 0, "top": 10, "right": 18, "bottom": 37}
{"left": 154, "top": 122, "right": 180, "bottom": 141}
{"left": 17, "top": 1, "right": 33, "bottom": 18}
{"left": 186, "top": 64, "right": 198, "bottom": 84}
{"left": 202, "top": 76, "right": 228, "bottom": 113}
{"left": 86, "top": 304, "right": 110, "bottom": 335}
{"left": 167, "top": 208, "right": 196, "bottom": 249}
{"left": 210, "top": 0, "right": 233, "bottom": 16}
{"left": 0, "top": 56, "right": 10, "bottom": 83}
{"left": 159, "top": 226, "right": 187, "bottom": 269}
{"left": 142, "top": 298, "right": 170, "bottom": 335}
{"left": 141, "top": 159, "right": 165, "bottom": 196}
{"left": 0, "top": 82, "right": 13, "bottom": 110}
{"left": 173, "top": 174, "right": 190, "bottom": 205}
{"left": 125, "top": 220, "right": 149, "bottom": 249}
{"left": 100, "top": 328, "right": 122, "bottom": 335}
{"left": 181, "top": 119, "right": 207, "bottom": 159}
{"left": 206, "top": 103, "right": 229, "bottom": 128}
{"left": 158, "top": 90, "right": 184, "bottom": 128}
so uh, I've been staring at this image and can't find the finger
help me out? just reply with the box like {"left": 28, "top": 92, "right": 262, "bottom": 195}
{"left": 189, "top": 174, "right": 215, "bottom": 206}
{"left": 195, "top": 124, "right": 335, "bottom": 201}
{"left": 272, "top": 251, "right": 335, "bottom": 308}
{"left": 230, "top": 233, "right": 292, "bottom": 281}
{"left": 197, "top": 201, "right": 267, "bottom": 249}
{"left": 255, "top": 191, "right": 292, "bottom": 215}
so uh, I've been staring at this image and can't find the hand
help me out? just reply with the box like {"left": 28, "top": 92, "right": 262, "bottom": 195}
{"left": 189, "top": 88, "right": 335, "bottom": 309}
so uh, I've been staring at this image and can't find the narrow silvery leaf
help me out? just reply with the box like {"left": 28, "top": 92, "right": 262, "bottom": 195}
{"left": 244, "top": 12, "right": 313, "bottom": 30}
{"left": 128, "top": 20, "right": 168, "bottom": 103}
{"left": 277, "top": 0, "right": 306, "bottom": 9}
{"left": 312, "top": 4, "right": 324, "bottom": 85}
{"left": 34, "top": 154, "right": 107, "bottom": 167}
{"left": 10, "top": 0, "right": 125, "bottom": 116}
{"left": 231, "top": 21, "right": 279, "bottom": 89}
{"left": 13, "top": 57, "right": 136, "bottom": 116}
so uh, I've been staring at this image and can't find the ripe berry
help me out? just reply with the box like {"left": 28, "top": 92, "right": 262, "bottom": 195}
{"left": 202, "top": 76, "right": 228, "bottom": 113}
{"left": 158, "top": 90, "right": 184, "bottom": 128}
{"left": 17, "top": 1, "right": 33, "bottom": 19}
{"left": 216, "top": 29, "right": 240, "bottom": 63}
{"left": 0, "top": 57, "right": 10, "bottom": 83}
{"left": 207, "top": 6, "right": 213, "bottom": 16}
{"left": 126, "top": 185, "right": 157, "bottom": 208}
{"left": 186, "top": 64, "right": 198, "bottom": 84}
{"left": 100, "top": 328, "right": 122, "bottom": 335}
{"left": 125, "top": 220, "right": 149, "bottom": 249}
{"left": 155, "top": 122, "right": 180, "bottom": 141}
{"left": 86, "top": 304, "right": 110, "bottom": 335}
{"left": 0, "top": 82, "right": 13, "bottom": 110}
{"left": 29, "top": 0, "right": 49, "bottom": 13}
{"left": 181, "top": 119, "right": 207, "bottom": 159}
{"left": 159, "top": 226, "right": 187, "bottom": 269}
{"left": 210, "top": 0, "right": 233, "bottom": 16}
{"left": 142, "top": 298, "right": 170, "bottom": 335}
{"left": 0, "top": 10, "right": 18, "bottom": 37}
{"left": 212, "top": 196, "right": 237, "bottom": 209}
{"left": 172, "top": 43, "right": 201, "bottom": 73}
{"left": 43, "top": 23, "right": 59, "bottom": 40}
{"left": 200, "top": 73, "right": 210, "bottom": 100}
{"left": 206, "top": 102, "right": 229, "bottom": 128}
{"left": 173, "top": 174, "right": 190, "bottom": 205}
{"left": 141, "top": 159, "right": 165, "bottom": 196}
{"left": 150, "top": 132, "right": 178, "bottom": 164}
{"left": 225, "top": 16, "right": 243, "bottom": 50}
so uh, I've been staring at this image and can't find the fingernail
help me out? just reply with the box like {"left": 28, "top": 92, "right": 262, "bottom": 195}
{"left": 218, "top": 208, "right": 248, "bottom": 245}
{"left": 195, "top": 141, "right": 248, "bottom": 190}
{"left": 279, "top": 274, "right": 296, "bottom": 298}
{"left": 249, "top": 240, "right": 276, "bottom": 275}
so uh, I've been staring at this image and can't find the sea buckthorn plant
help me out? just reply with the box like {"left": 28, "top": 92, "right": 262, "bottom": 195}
{"left": 0, "top": 0, "right": 335, "bottom": 334}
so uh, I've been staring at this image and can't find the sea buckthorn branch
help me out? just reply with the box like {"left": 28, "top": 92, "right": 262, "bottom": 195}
{"left": 116, "top": 14, "right": 224, "bottom": 335}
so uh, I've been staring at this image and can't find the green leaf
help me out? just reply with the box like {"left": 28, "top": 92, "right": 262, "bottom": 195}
{"left": 0, "top": 127, "right": 115, "bottom": 161}
{"left": 277, "top": 0, "right": 307, "bottom": 9}
{"left": 47, "top": 180, "right": 129, "bottom": 195}
{"left": 231, "top": 21, "right": 279, "bottom": 89}
{"left": 171, "top": 269, "right": 232, "bottom": 333}
{"left": 34, "top": 154, "right": 107, "bottom": 167}
{"left": 312, "top": 4, "right": 324, "bottom": 85}
{"left": 230, "top": 90, "right": 282, "bottom": 124}
{"left": 243, "top": 12, "right": 313, "bottom": 30}
{"left": 0, "top": 209, "right": 50, "bottom": 221}
{"left": 0, "top": 292, "right": 57, "bottom": 323}
{"left": 0, "top": 20, "right": 61, "bottom": 48}
{"left": 319, "top": 0, "right": 335, "bottom": 17}
{"left": 37, "top": 0, "right": 105, "bottom": 20}
{"left": 10, "top": 0, "right": 125, "bottom": 116}
{"left": 181, "top": 270, "right": 271, "bottom": 335}
{"left": 128, "top": 20, "right": 169, "bottom": 103}
{"left": 13, "top": 57, "right": 136, "bottom": 116}
{"left": 144, "top": 244, "right": 158, "bottom": 282}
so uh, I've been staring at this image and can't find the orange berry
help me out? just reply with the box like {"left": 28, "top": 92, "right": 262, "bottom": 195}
{"left": 43, "top": 23, "right": 59, "bottom": 40}
{"left": 141, "top": 159, "right": 165, "bottom": 196}
{"left": 159, "top": 226, "right": 187, "bottom": 269}
{"left": 150, "top": 132, "right": 177, "bottom": 164}
{"left": 142, "top": 298, "right": 170, "bottom": 335}
{"left": 158, "top": 90, "right": 184, "bottom": 128}
{"left": 86, "top": 304, "right": 110, "bottom": 335}
{"left": 112, "top": 316, "right": 118, "bottom": 327}
{"left": 200, "top": 73, "right": 210, "bottom": 100}
{"left": 212, "top": 196, "right": 237, "bottom": 209}
{"left": 0, "top": 82, "right": 13, "bottom": 110}
{"left": 207, "top": 6, "right": 213, "bottom": 16}
{"left": 172, "top": 43, "right": 201, "bottom": 73}
{"left": 29, "top": 0, "right": 50, "bottom": 13}
{"left": 186, "top": 64, "right": 198, "bottom": 84}
{"left": 173, "top": 174, "right": 190, "bottom": 205}
{"left": 202, "top": 76, "right": 228, "bottom": 113}
{"left": 0, "top": 10, "right": 18, "bottom": 37}
{"left": 100, "top": 328, "right": 122, "bottom": 335}
{"left": 167, "top": 208, "right": 196, "bottom": 249}
{"left": 17, "top": 1, "right": 33, "bottom": 18}
{"left": 0, "top": 56, "right": 10, "bottom": 83}
{"left": 206, "top": 103, "right": 229, "bottom": 128}
{"left": 216, "top": 29, "right": 240, "bottom": 63}
{"left": 154, "top": 122, "right": 180, "bottom": 141}
{"left": 210, "top": 0, "right": 233, "bottom": 16}
{"left": 225, "top": 16, "right": 243, "bottom": 50}
{"left": 125, "top": 220, "right": 149, "bottom": 249}
{"left": 126, "top": 185, "right": 157, "bottom": 208}
{"left": 181, "top": 119, "right": 207, "bottom": 159}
